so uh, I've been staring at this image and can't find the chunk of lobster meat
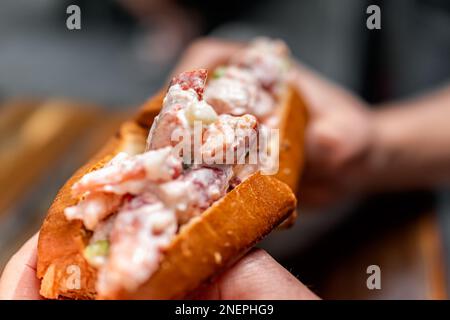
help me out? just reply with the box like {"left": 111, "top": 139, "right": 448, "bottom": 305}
{"left": 229, "top": 163, "right": 260, "bottom": 189}
{"left": 147, "top": 70, "right": 216, "bottom": 151}
{"left": 158, "top": 166, "right": 233, "bottom": 224}
{"left": 64, "top": 192, "right": 123, "bottom": 230}
{"left": 231, "top": 38, "right": 290, "bottom": 90}
{"left": 96, "top": 195, "right": 177, "bottom": 296}
{"left": 220, "top": 66, "right": 259, "bottom": 85}
{"left": 146, "top": 104, "right": 189, "bottom": 151}
{"left": 205, "top": 74, "right": 274, "bottom": 119}
{"left": 169, "top": 69, "right": 208, "bottom": 99}
{"left": 71, "top": 147, "right": 182, "bottom": 197}
{"left": 90, "top": 214, "right": 117, "bottom": 243}
{"left": 201, "top": 114, "right": 258, "bottom": 164}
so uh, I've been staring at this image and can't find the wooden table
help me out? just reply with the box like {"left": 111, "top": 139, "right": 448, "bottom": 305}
{"left": 0, "top": 99, "right": 128, "bottom": 269}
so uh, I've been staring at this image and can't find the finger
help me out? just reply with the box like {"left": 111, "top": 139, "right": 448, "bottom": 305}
{"left": 192, "top": 249, "right": 319, "bottom": 300}
{"left": 288, "top": 63, "right": 364, "bottom": 116}
{"left": 170, "top": 38, "right": 245, "bottom": 78}
{"left": 287, "top": 63, "right": 335, "bottom": 116}
{"left": 0, "top": 233, "right": 42, "bottom": 300}
{"left": 305, "top": 119, "right": 344, "bottom": 168}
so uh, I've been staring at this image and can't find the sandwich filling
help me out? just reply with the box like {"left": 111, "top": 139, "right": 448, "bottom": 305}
{"left": 64, "top": 38, "right": 291, "bottom": 296}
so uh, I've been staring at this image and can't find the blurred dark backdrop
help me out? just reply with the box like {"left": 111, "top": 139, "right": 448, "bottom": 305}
{"left": 1, "top": 0, "right": 448, "bottom": 105}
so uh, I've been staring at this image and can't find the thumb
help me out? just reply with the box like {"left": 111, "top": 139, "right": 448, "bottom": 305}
{"left": 0, "top": 233, "right": 42, "bottom": 300}
{"left": 191, "top": 249, "right": 319, "bottom": 300}
{"left": 287, "top": 63, "right": 336, "bottom": 116}
{"left": 306, "top": 118, "right": 347, "bottom": 169}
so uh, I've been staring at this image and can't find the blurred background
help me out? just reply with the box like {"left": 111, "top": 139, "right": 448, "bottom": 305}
{"left": 0, "top": 0, "right": 449, "bottom": 299}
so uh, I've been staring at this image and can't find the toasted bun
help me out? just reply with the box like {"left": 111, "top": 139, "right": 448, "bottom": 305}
{"left": 275, "top": 86, "right": 307, "bottom": 226}
{"left": 103, "top": 172, "right": 296, "bottom": 299}
{"left": 276, "top": 86, "right": 307, "bottom": 192}
{"left": 37, "top": 85, "right": 305, "bottom": 299}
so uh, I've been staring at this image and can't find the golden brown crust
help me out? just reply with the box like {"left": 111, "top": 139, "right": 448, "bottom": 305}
{"left": 37, "top": 85, "right": 306, "bottom": 299}
{"left": 276, "top": 86, "right": 308, "bottom": 192}
{"left": 37, "top": 121, "right": 149, "bottom": 299}
{"left": 276, "top": 86, "right": 308, "bottom": 227}
{"left": 105, "top": 172, "right": 296, "bottom": 299}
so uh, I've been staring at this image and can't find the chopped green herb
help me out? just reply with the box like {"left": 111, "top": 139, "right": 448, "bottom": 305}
{"left": 84, "top": 240, "right": 109, "bottom": 264}
{"left": 213, "top": 67, "right": 226, "bottom": 79}
{"left": 281, "top": 59, "right": 291, "bottom": 72}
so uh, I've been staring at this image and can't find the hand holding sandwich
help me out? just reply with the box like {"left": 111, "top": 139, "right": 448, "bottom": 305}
{"left": 0, "top": 234, "right": 318, "bottom": 300}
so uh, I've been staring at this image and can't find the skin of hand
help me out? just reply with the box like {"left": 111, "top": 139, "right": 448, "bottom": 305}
{"left": 0, "top": 233, "right": 42, "bottom": 300}
{"left": 190, "top": 249, "right": 319, "bottom": 300}
{"left": 0, "top": 234, "right": 318, "bottom": 300}
{"left": 288, "top": 63, "right": 375, "bottom": 206}
{"left": 369, "top": 86, "right": 450, "bottom": 190}
{"left": 294, "top": 67, "right": 450, "bottom": 198}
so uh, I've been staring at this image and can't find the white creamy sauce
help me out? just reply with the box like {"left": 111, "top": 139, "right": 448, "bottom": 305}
{"left": 64, "top": 38, "right": 290, "bottom": 297}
